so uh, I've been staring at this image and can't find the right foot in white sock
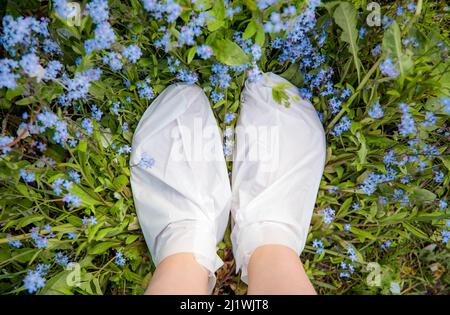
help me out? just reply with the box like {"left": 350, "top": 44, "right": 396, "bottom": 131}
{"left": 231, "top": 72, "right": 326, "bottom": 283}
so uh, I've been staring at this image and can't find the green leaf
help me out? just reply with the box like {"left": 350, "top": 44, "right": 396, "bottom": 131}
{"left": 255, "top": 24, "right": 265, "bottom": 46}
{"left": 113, "top": 175, "right": 129, "bottom": 191}
{"left": 87, "top": 222, "right": 104, "bottom": 243}
{"left": 40, "top": 84, "right": 64, "bottom": 102}
{"left": 88, "top": 241, "right": 120, "bottom": 255}
{"left": 382, "top": 21, "right": 413, "bottom": 80}
{"left": 412, "top": 188, "right": 436, "bottom": 202}
{"left": 16, "top": 215, "right": 45, "bottom": 229}
{"left": 322, "top": 1, "right": 342, "bottom": 13}
{"left": 72, "top": 45, "right": 83, "bottom": 55}
{"left": 110, "top": 198, "right": 127, "bottom": 222}
{"left": 16, "top": 183, "right": 30, "bottom": 197}
{"left": 11, "top": 249, "right": 37, "bottom": 264}
{"left": 91, "top": 277, "right": 103, "bottom": 294}
{"left": 211, "top": 39, "right": 250, "bottom": 66}
{"left": 439, "top": 156, "right": 450, "bottom": 172}
{"left": 243, "top": 0, "right": 257, "bottom": 11}
{"left": 207, "top": 19, "right": 224, "bottom": 32}
{"left": 336, "top": 197, "right": 353, "bottom": 216}
{"left": 125, "top": 234, "right": 140, "bottom": 244}
{"left": 139, "top": 58, "right": 153, "bottom": 67}
{"left": 89, "top": 81, "right": 106, "bottom": 99}
{"left": 379, "top": 212, "right": 409, "bottom": 224}
{"left": 6, "top": 86, "right": 24, "bottom": 100}
{"left": 77, "top": 273, "right": 103, "bottom": 294}
{"left": 357, "top": 132, "right": 367, "bottom": 166}
{"left": 213, "top": 99, "right": 226, "bottom": 108}
{"left": 280, "top": 63, "right": 299, "bottom": 82}
{"left": 41, "top": 270, "right": 74, "bottom": 295}
{"left": 386, "top": 89, "right": 401, "bottom": 97}
{"left": 242, "top": 20, "right": 257, "bottom": 40}
{"left": 68, "top": 185, "right": 103, "bottom": 207}
{"left": 131, "top": 24, "right": 143, "bottom": 34}
{"left": 402, "top": 222, "right": 429, "bottom": 239}
{"left": 77, "top": 139, "right": 87, "bottom": 153}
{"left": 187, "top": 46, "right": 197, "bottom": 64}
{"left": 206, "top": 0, "right": 225, "bottom": 31}
{"left": 333, "top": 2, "right": 361, "bottom": 82}
{"left": 212, "top": 0, "right": 225, "bottom": 19}
{"left": 15, "top": 96, "right": 36, "bottom": 105}
{"left": 123, "top": 268, "right": 144, "bottom": 283}
{"left": 95, "top": 227, "right": 121, "bottom": 240}
{"left": 350, "top": 227, "right": 376, "bottom": 240}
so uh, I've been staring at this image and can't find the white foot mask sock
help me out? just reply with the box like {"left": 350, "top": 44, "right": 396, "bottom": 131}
{"left": 130, "top": 84, "right": 232, "bottom": 293}
{"left": 231, "top": 72, "right": 326, "bottom": 283}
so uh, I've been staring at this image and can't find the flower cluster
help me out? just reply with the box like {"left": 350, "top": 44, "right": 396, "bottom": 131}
{"left": 20, "top": 169, "right": 36, "bottom": 183}
{"left": 103, "top": 51, "right": 123, "bottom": 71}
{"left": 177, "top": 11, "right": 209, "bottom": 47}
{"left": 380, "top": 58, "right": 400, "bottom": 78}
{"left": 115, "top": 251, "right": 126, "bottom": 266}
{"left": 59, "top": 68, "right": 102, "bottom": 104}
{"left": 210, "top": 63, "right": 231, "bottom": 89}
{"left": 54, "top": 252, "right": 70, "bottom": 266}
{"left": 6, "top": 234, "right": 23, "bottom": 248}
{"left": 196, "top": 45, "right": 213, "bottom": 60}
{"left": 30, "top": 227, "right": 51, "bottom": 249}
{"left": 368, "top": 102, "right": 384, "bottom": 119}
{"left": 86, "top": 0, "right": 110, "bottom": 24}
{"left": 82, "top": 215, "right": 97, "bottom": 227}
{"left": 141, "top": 0, "right": 182, "bottom": 23}
{"left": 321, "top": 207, "right": 336, "bottom": 224}
{"left": 398, "top": 103, "right": 416, "bottom": 137}
{"left": 137, "top": 78, "right": 155, "bottom": 100}
{"left": 23, "top": 264, "right": 50, "bottom": 294}
{"left": 84, "top": 22, "right": 116, "bottom": 54}
{"left": 168, "top": 56, "right": 199, "bottom": 84}
{"left": 63, "top": 193, "right": 82, "bottom": 208}
{"left": 332, "top": 115, "right": 352, "bottom": 136}
{"left": 122, "top": 44, "right": 142, "bottom": 64}
{"left": 265, "top": 5, "right": 299, "bottom": 33}
{"left": 312, "top": 239, "right": 325, "bottom": 254}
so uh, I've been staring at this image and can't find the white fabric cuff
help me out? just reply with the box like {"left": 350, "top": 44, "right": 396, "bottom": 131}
{"left": 154, "top": 220, "right": 223, "bottom": 293}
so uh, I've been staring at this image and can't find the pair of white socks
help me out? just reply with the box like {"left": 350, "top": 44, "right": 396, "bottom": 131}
{"left": 130, "top": 72, "right": 326, "bottom": 293}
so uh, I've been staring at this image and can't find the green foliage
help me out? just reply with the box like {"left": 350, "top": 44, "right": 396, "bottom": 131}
{"left": 333, "top": 2, "right": 361, "bottom": 81}
{"left": 382, "top": 21, "right": 413, "bottom": 85}
{"left": 211, "top": 39, "right": 250, "bottom": 65}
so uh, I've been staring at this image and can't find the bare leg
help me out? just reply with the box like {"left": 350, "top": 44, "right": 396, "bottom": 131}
{"left": 145, "top": 253, "right": 210, "bottom": 295}
{"left": 247, "top": 245, "right": 316, "bottom": 295}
